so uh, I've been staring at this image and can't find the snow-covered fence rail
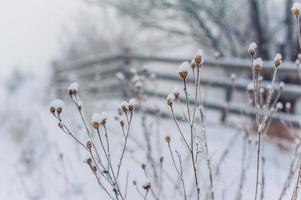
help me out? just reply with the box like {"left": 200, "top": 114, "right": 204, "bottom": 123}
{"left": 53, "top": 51, "right": 301, "bottom": 125}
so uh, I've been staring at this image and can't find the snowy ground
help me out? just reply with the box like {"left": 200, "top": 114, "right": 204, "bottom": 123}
{"left": 0, "top": 75, "right": 298, "bottom": 200}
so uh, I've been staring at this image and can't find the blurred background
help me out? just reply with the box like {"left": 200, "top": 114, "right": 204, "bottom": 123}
{"left": 1, "top": 0, "right": 301, "bottom": 199}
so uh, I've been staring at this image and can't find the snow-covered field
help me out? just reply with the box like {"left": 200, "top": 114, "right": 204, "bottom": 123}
{"left": 0, "top": 74, "right": 298, "bottom": 200}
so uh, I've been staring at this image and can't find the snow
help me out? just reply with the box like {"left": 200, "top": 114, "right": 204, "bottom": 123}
{"left": 67, "top": 82, "right": 79, "bottom": 94}
{"left": 50, "top": 99, "right": 64, "bottom": 110}
{"left": 292, "top": 2, "right": 301, "bottom": 14}
{"left": 0, "top": 72, "right": 299, "bottom": 200}
{"left": 91, "top": 113, "right": 102, "bottom": 123}
{"left": 253, "top": 58, "right": 263, "bottom": 67}
{"left": 177, "top": 61, "right": 190, "bottom": 78}
{"left": 248, "top": 42, "right": 257, "bottom": 52}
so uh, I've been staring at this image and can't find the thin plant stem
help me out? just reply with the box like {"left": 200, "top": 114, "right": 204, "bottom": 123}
{"left": 96, "top": 129, "right": 124, "bottom": 200}
{"left": 167, "top": 143, "right": 187, "bottom": 200}
{"left": 200, "top": 107, "right": 214, "bottom": 200}
{"left": 170, "top": 106, "right": 191, "bottom": 151}
{"left": 117, "top": 112, "right": 133, "bottom": 178}
{"left": 291, "top": 164, "right": 301, "bottom": 200}
{"left": 296, "top": 16, "right": 301, "bottom": 49}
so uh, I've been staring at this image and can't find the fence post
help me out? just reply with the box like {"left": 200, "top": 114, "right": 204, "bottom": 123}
{"left": 120, "top": 47, "right": 132, "bottom": 98}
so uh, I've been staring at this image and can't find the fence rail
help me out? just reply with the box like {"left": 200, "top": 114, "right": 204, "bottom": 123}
{"left": 53, "top": 52, "right": 301, "bottom": 127}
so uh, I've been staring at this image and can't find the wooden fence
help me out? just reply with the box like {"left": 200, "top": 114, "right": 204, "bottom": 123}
{"left": 52, "top": 51, "right": 301, "bottom": 127}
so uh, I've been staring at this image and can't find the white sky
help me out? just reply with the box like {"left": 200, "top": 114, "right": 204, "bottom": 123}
{"left": 0, "top": 0, "right": 85, "bottom": 78}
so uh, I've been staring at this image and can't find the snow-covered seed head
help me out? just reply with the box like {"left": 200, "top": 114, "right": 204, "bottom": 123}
{"left": 276, "top": 102, "right": 283, "bottom": 110}
{"left": 280, "top": 82, "right": 285, "bottom": 90}
{"left": 246, "top": 82, "right": 254, "bottom": 92}
{"left": 142, "top": 181, "right": 151, "bottom": 191}
{"left": 253, "top": 58, "right": 263, "bottom": 74}
{"left": 100, "top": 112, "right": 108, "bottom": 125}
{"left": 230, "top": 73, "right": 237, "bottom": 82}
{"left": 274, "top": 53, "right": 282, "bottom": 67}
{"left": 116, "top": 72, "right": 125, "bottom": 80}
{"left": 285, "top": 102, "right": 292, "bottom": 111}
{"left": 285, "top": 102, "right": 292, "bottom": 112}
{"left": 177, "top": 62, "right": 190, "bottom": 79}
{"left": 165, "top": 135, "right": 171, "bottom": 143}
{"left": 68, "top": 82, "right": 79, "bottom": 96}
{"left": 166, "top": 94, "right": 175, "bottom": 106}
{"left": 50, "top": 99, "right": 64, "bottom": 115}
{"left": 292, "top": 2, "right": 301, "bottom": 16}
{"left": 193, "top": 49, "right": 204, "bottom": 65}
{"left": 91, "top": 113, "right": 102, "bottom": 129}
{"left": 248, "top": 42, "right": 257, "bottom": 56}
{"left": 128, "top": 98, "right": 137, "bottom": 112}
{"left": 86, "top": 141, "right": 92, "bottom": 150}
{"left": 85, "top": 158, "right": 92, "bottom": 166}
{"left": 121, "top": 101, "right": 129, "bottom": 113}
{"left": 173, "top": 86, "right": 181, "bottom": 100}
{"left": 298, "top": 53, "right": 301, "bottom": 62}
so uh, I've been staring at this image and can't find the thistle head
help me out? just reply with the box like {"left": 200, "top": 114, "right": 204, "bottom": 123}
{"left": 292, "top": 2, "right": 301, "bottom": 17}
{"left": 166, "top": 94, "right": 175, "bottom": 106}
{"left": 91, "top": 113, "right": 102, "bottom": 129}
{"left": 253, "top": 58, "right": 263, "bottom": 74}
{"left": 67, "top": 82, "right": 79, "bottom": 96}
{"left": 50, "top": 99, "right": 64, "bottom": 115}
{"left": 193, "top": 49, "right": 204, "bottom": 66}
{"left": 128, "top": 98, "right": 137, "bottom": 112}
{"left": 248, "top": 42, "right": 257, "bottom": 56}
{"left": 274, "top": 53, "right": 282, "bottom": 68}
{"left": 177, "top": 62, "right": 190, "bottom": 79}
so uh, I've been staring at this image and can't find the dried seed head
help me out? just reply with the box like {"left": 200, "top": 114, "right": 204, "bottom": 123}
{"left": 253, "top": 58, "right": 263, "bottom": 74}
{"left": 86, "top": 141, "right": 92, "bottom": 150}
{"left": 120, "top": 119, "right": 125, "bottom": 127}
{"left": 165, "top": 135, "right": 171, "bottom": 143}
{"left": 128, "top": 98, "right": 137, "bottom": 112}
{"left": 133, "top": 180, "right": 137, "bottom": 185}
{"left": 67, "top": 82, "right": 79, "bottom": 96}
{"left": 190, "top": 61, "right": 196, "bottom": 69}
{"left": 121, "top": 101, "right": 129, "bottom": 113}
{"left": 58, "top": 122, "right": 64, "bottom": 129}
{"left": 85, "top": 158, "right": 92, "bottom": 165}
{"left": 285, "top": 102, "right": 292, "bottom": 112}
{"left": 173, "top": 86, "right": 181, "bottom": 100}
{"left": 276, "top": 102, "right": 283, "bottom": 110}
{"left": 248, "top": 42, "right": 257, "bottom": 56}
{"left": 230, "top": 73, "right": 236, "bottom": 82}
{"left": 292, "top": 3, "right": 301, "bottom": 16}
{"left": 100, "top": 112, "right": 108, "bottom": 125}
{"left": 160, "top": 156, "right": 164, "bottom": 163}
{"left": 193, "top": 49, "right": 204, "bottom": 66}
{"left": 50, "top": 107, "right": 55, "bottom": 114}
{"left": 177, "top": 62, "right": 190, "bottom": 79}
{"left": 166, "top": 94, "right": 175, "bottom": 106}
{"left": 246, "top": 82, "right": 254, "bottom": 92}
{"left": 141, "top": 163, "right": 146, "bottom": 170}
{"left": 92, "top": 165, "right": 97, "bottom": 172}
{"left": 274, "top": 53, "right": 282, "bottom": 67}
{"left": 91, "top": 113, "right": 102, "bottom": 129}
{"left": 50, "top": 99, "right": 64, "bottom": 114}
{"left": 142, "top": 181, "right": 151, "bottom": 191}
{"left": 280, "top": 82, "right": 285, "bottom": 90}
